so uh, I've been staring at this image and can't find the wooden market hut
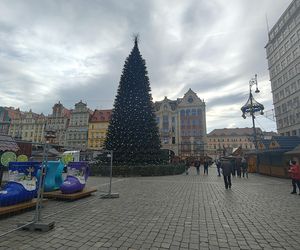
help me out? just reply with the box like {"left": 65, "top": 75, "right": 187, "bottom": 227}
{"left": 284, "top": 144, "right": 300, "bottom": 164}
{"left": 255, "top": 136, "right": 300, "bottom": 178}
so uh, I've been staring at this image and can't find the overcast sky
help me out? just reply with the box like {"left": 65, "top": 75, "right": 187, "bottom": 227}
{"left": 0, "top": 0, "right": 292, "bottom": 133}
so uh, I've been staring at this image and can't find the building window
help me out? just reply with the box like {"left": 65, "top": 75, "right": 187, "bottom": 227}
{"left": 293, "top": 97, "right": 299, "bottom": 108}
{"left": 280, "top": 90, "right": 284, "bottom": 99}
{"left": 276, "top": 106, "right": 282, "bottom": 115}
{"left": 285, "top": 41, "right": 290, "bottom": 50}
{"left": 291, "top": 34, "right": 296, "bottom": 44}
{"left": 287, "top": 54, "right": 292, "bottom": 63}
{"left": 291, "top": 82, "right": 297, "bottom": 92}
{"left": 289, "top": 68, "right": 295, "bottom": 78}
{"left": 285, "top": 86, "right": 291, "bottom": 95}
{"left": 296, "top": 63, "right": 300, "bottom": 74}
{"left": 282, "top": 103, "right": 287, "bottom": 112}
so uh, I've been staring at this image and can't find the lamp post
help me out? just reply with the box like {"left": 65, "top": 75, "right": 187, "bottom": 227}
{"left": 241, "top": 74, "right": 264, "bottom": 151}
{"left": 241, "top": 74, "right": 264, "bottom": 174}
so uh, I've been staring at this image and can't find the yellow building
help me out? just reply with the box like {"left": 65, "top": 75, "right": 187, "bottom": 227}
{"left": 88, "top": 110, "right": 112, "bottom": 150}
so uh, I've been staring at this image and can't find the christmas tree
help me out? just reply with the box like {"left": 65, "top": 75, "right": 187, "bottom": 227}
{"left": 105, "top": 36, "right": 162, "bottom": 165}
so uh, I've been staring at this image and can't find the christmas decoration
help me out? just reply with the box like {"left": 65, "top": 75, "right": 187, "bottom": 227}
{"left": 60, "top": 162, "right": 89, "bottom": 194}
{"left": 105, "top": 36, "right": 162, "bottom": 165}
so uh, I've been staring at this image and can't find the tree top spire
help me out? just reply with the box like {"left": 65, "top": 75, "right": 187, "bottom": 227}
{"left": 132, "top": 33, "right": 139, "bottom": 46}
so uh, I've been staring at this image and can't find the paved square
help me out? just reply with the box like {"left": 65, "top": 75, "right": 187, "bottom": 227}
{"left": 1, "top": 167, "right": 300, "bottom": 249}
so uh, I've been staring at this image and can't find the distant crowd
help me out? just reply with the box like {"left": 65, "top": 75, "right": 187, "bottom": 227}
{"left": 185, "top": 156, "right": 300, "bottom": 193}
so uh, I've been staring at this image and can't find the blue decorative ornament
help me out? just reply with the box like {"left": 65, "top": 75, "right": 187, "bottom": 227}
{"left": 0, "top": 162, "right": 40, "bottom": 207}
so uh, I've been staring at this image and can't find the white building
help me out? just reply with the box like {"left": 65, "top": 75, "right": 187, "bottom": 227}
{"left": 66, "top": 101, "right": 91, "bottom": 150}
{"left": 45, "top": 102, "right": 70, "bottom": 146}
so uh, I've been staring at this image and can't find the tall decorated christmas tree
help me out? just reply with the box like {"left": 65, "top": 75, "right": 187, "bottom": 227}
{"left": 105, "top": 37, "right": 162, "bottom": 165}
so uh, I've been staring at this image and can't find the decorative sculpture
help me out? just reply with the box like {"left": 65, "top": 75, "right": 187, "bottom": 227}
{"left": 43, "top": 161, "right": 64, "bottom": 192}
{"left": 0, "top": 162, "right": 40, "bottom": 207}
{"left": 60, "top": 162, "right": 89, "bottom": 194}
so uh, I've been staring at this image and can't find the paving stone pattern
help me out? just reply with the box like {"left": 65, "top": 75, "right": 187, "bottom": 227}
{"left": 1, "top": 167, "right": 300, "bottom": 249}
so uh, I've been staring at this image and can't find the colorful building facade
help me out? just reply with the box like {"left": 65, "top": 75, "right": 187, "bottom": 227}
{"left": 154, "top": 89, "right": 207, "bottom": 158}
{"left": 45, "top": 102, "right": 70, "bottom": 146}
{"left": 0, "top": 107, "right": 11, "bottom": 134}
{"left": 66, "top": 101, "right": 91, "bottom": 150}
{"left": 8, "top": 109, "right": 46, "bottom": 143}
{"left": 88, "top": 110, "right": 112, "bottom": 150}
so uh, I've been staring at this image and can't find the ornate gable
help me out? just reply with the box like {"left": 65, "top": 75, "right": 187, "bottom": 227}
{"left": 269, "top": 140, "right": 280, "bottom": 149}
{"left": 178, "top": 89, "right": 204, "bottom": 108}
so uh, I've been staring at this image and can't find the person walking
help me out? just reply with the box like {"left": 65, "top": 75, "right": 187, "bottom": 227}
{"left": 203, "top": 158, "right": 209, "bottom": 175}
{"left": 236, "top": 158, "right": 242, "bottom": 178}
{"left": 221, "top": 157, "right": 232, "bottom": 189}
{"left": 185, "top": 160, "right": 190, "bottom": 175}
{"left": 241, "top": 157, "right": 248, "bottom": 178}
{"left": 288, "top": 160, "right": 300, "bottom": 194}
{"left": 194, "top": 159, "right": 200, "bottom": 175}
{"left": 231, "top": 158, "right": 236, "bottom": 177}
{"left": 216, "top": 159, "right": 221, "bottom": 177}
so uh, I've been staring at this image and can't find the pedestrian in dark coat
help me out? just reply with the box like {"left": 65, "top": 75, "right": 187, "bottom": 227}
{"left": 236, "top": 158, "right": 242, "bottom": 178}
{"left": 221, "top": 158, "right": 232, "bottom": 189}
{"left": 194, "top": 160, "right": 200, "bottom": 175}
{"left": 203, "top": 158, "right": 209, "bottom": 175}
{"left": 241, "top": 157, "right": 248, "bottom": 178}
{"left": 185, "top": 161, "right": 190, "bottom": 175}
{"left": 216, "top": 159, "right": 221, "bottom": 176}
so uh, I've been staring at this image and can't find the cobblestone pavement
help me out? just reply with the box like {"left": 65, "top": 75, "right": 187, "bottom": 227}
{"left": 1, "top": 167, "right": 300, "bottom": 249}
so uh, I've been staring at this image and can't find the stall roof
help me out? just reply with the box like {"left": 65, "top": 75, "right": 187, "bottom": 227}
{"left": 285, "top": 145, "right": 300, "bottom": 155}
{"left": 0, "top": 134, "right": 19, "bottom": 152}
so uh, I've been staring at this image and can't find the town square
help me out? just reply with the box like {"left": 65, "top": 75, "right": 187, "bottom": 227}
{"left": 1, "top": 0, "right": 300, "bottom": 249}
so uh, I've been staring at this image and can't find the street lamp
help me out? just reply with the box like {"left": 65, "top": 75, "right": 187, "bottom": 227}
{"left": 241, "top": 74, "right": 264, "bottom": 150}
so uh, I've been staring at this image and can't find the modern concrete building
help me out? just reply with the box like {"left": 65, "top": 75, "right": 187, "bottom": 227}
{"left": 88, "top": 109, "right": 112, "bottom": 150}
{"left": 266, "top": 0, "right": 300, "bottom": 136}
{"left": 154, "top": 89, "right": 207, "bottom": 158}
{"left": 66, "top": 101, "right": 91, "bottom": 150}
{"left": 45, "top": 102, "right": 70, "bottom": 146}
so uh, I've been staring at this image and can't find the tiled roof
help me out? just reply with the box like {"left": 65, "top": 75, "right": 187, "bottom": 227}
{"left": 0, "top": 134, "right": 19, "bottom": 152}
{"left": 5, "top": 107, "right": 22, "bottom": 120}
{"left": 208, "top": 127, "right": 263, "bottom": 136}
{"left": 271, "top": 136, "right": 300, "bottom": 150}
{"left": 90, "top": 110, "right": 112, "bottom": 122}
{"left": 62, "top": 108, "right": 71, "bottom": 118}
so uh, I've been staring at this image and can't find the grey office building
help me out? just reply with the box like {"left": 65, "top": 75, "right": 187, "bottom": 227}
{"left": 266, "top": 0, "right": 300, "bottom": 136}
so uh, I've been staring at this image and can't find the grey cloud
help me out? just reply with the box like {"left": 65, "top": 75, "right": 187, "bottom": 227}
{"left": 0, "top": 0, "right": 289, "bottom": 132}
